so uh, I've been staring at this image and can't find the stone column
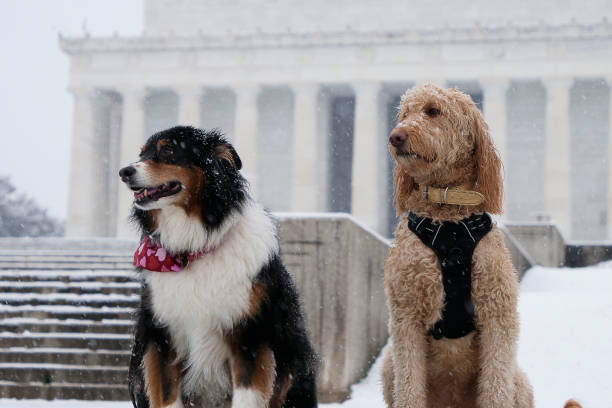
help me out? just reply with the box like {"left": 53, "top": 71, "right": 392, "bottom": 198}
{"left": 177, "top": 86, "right": 202, "bottom": 126}
{"left": 66, "top": 87, "right": 97, "bottom": 237}
{"left": 351, "top": 82, "right": 381, "bottom": 230}
{"left": 116, "top": 87, "right": 146, "bottom": 238}
{"left": 233, "top": 84, "right": 260, "bottom": 195}
{"left": 607, "top": 76, "right": 612, "bottom": 240}
{"left": 291, "top": 83, "right": 320, "bottom": 211}
{"left": 481, "top": 79, "right": 509, "bottom": 167}
{"left": 544, "top": 78, "right": 572, "bottom": 239}
{"left": 481, "top": 79, "right": 509, "bottom": 215}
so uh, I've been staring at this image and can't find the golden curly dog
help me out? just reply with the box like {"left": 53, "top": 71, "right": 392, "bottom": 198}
{"left": 382, "top": 84, "right": 581, "bottom": 408}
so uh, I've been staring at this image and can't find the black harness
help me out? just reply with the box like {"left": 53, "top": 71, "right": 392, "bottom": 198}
{"left": 407, "top": 211, "right": 493, "bottom": 340}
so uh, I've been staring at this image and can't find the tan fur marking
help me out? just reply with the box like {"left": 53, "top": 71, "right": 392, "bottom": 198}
{"left": 148, "top": 209, "right": 160, "bottom": 231}
{"left": 247, "top": 283, "right": 267, "bottom": 317}
{"left": 143, "top": 160, "right": 204, "bottom": 217}
{"left": 215, "top": 144, "right": 236, "bottom": 168}
{"left": 177, "top": 165, "right": 204, "bottom": 217}
{"left": 270, "top": 374, "right": 293, "bottom": 408}
{"left": 250, "top": 347, "right": 276, "bottom": 400}
{"left": 143, "top": 343, "right": 182, "bottom": 408}
{"left": 156, "top": 138, "right": 169, "bottom": 151}
{"left": 164, "top": 362, "right": 181, "bottom": 407}
{"left": 229, "top": 345, "right": 276, "bottom": 403}
{"left": 143, "top": 344, "right": 163, "bottom": 408}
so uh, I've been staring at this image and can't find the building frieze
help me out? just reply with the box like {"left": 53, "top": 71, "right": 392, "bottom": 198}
{"left": 59, "top": 20, "right": 612, "bottom": 55}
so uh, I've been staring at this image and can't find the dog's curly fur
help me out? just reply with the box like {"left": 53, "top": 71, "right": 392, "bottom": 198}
{"left": 382, "top": 84, "right": 534, "bottom": 408}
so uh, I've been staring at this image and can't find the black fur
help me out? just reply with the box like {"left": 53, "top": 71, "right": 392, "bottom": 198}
{"left": 230, "top": 255, "right": 318, "bottom": 407}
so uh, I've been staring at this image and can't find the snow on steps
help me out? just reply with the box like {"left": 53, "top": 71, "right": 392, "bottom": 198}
{"left": 0, "top": 318, "right": 134, "bottom": 335}
{"left": 0, "top": 380, "right": 128, "bottom": 400}
{"left": 0, "top": 347, "right": 130, "bottom": 365}
{"left": 0, "top": 305, "right": 135, "bottom": 322}
{"left": 0, "top": 255, "right": 134, "bottom": 271}
{"left": 0, "top": 240, "right": 136, "bottom": 400}
{"left": 0, "top": 363, "right": 128, "bottom": 384}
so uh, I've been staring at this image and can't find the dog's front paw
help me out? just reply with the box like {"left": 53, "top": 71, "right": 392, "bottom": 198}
{"left": 231, "top": 388, "right": 267, "bottom": 408}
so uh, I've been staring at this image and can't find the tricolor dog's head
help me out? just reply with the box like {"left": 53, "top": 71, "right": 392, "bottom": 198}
{"left": 119, "top": 126, "right": 246, "bottom": 239}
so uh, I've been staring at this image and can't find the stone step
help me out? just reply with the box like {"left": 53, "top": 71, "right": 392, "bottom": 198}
{"left": 0, "top": 292, "right": 140, "bottom": 308}
{"left": 0, "top": 246, "right": 131, "bottom": 252}
{"left": 0, "top": 332, "right": 132, "bottom": 350}
{"left": 0, "top": 281, "right": 140, "bottom": 295}
{"left": 0, "top": 253, "right": 132, "bottom": 263}
{"left": 0, "top": 253, "right": 134, "bottom": 265}
{"left": 0, "top": 305, "right": 135, "bottom": 321}
{"left": 0, "top": 240, "right": 133, "bottom": 251}
{"left": 0, "top": 380, "right": 129, "bottom": 400}
{"left": 0, "top": 239, "right": 141, "bottom": 401}
{"left": 0, "top": 260, "right": 133, "bottom": 270}
{"left": 0, "top": 270, "right": 136, "bottom": 283}
{"left": 0, "top": 347, "right": 130, "bottom": 366}
{"left": 0, "top": 318, "right": 134, "bottom": 334}
{"left": 0, "top": 363, "right": 128, "bottom": 385}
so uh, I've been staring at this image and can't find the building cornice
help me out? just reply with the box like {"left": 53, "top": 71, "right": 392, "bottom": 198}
{"left": 59, "top": 20, "right": 612, "bottom": 55}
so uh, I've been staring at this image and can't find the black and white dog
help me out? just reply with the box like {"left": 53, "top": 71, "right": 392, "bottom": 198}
{"left": 119, "top": 126, "right": 317, "bottom": 408}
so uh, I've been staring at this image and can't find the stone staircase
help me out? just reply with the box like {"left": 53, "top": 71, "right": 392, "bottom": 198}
{"left": 0, "top": 241, "right": 137, "bottom": 400}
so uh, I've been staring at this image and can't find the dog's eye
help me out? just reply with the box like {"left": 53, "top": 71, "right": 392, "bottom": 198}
{"left": 426, "top": 107, "right": 441, "bottom": 117}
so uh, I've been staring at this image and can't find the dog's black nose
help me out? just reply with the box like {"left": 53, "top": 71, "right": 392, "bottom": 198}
{"left": 389, "top": 128, "right": 408, "bottom": 147}
{"left": 119, "top": 166, "right": 136, "bottom": 181}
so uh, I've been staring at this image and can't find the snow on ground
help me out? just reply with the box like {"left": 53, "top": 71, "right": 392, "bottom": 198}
{"left": 323, "top": 345, "right": 387, "bottom": 408}
{"left": 2, "top": 262, "right": 612, "bottom": 407}
{"left": 517, "top": 262, "right": 612, "bottom": 407}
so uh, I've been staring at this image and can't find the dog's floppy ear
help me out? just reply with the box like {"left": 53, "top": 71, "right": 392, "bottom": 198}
{"left": 471, "top": 108, "right": 504, "bottom": 214}
{"left": 215, "top": 144, "right": 242, "bottom": 170}
{"left": 393, "top": 163, "right": 416, "bottom": 216}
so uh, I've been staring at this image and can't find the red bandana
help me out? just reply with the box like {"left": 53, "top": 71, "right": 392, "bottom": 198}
{"left": 133, "top": 235, "right": 214, "bottom": 272}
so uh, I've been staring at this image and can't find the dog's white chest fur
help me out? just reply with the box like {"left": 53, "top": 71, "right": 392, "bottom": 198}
{"left": 145, "top": 201, "right": 278, "bottom": 395}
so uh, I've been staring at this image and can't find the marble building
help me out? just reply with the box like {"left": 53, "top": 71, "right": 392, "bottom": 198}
{"left": 60, "top": 0, "right": 612, "bottom": 241}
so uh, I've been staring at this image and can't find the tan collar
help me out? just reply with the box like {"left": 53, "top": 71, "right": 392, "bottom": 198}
{"left": 419, "top": 183, "right": 484, "bottom": 206}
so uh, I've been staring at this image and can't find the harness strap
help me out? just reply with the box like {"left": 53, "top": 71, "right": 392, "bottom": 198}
{"left": 407, "top": 211, "right": 493, "bottom": 340}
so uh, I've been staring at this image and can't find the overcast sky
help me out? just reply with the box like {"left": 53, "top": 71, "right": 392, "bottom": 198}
{"left": 0, "top": 0, "right": 143, "bottom": 219}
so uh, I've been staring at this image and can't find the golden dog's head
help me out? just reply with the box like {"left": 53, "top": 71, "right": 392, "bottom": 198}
{"left": 389, "top": 84, "right": 503, "bottom": 216}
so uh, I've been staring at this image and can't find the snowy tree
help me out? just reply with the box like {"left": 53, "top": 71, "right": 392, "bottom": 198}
{"left": 0, "top": 176, "right": 64, "bottom": 237}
